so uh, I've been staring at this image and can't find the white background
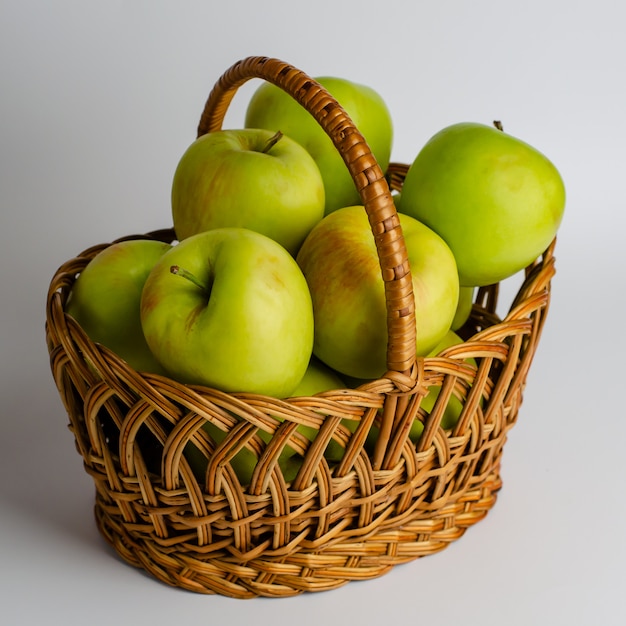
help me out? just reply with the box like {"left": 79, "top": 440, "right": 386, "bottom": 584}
{"left": 1, "top": 1, "right": 625, "bottom": 624}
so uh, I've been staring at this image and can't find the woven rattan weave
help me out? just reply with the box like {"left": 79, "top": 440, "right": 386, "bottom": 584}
{"left": 45, "top": 56, "right": 556, "bottom": 598}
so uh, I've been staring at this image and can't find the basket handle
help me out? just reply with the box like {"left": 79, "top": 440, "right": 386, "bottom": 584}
{"left": 197, "top": 56, "right": 416, "bottom": 376}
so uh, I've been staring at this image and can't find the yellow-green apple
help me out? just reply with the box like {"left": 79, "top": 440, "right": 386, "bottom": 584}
{"left": 140, "top": 228, "right": 314, "bottom": 397}
{"left": 409, "top": 329, "right": 478, "bottom": 440}
{"left": 451, "top": 286, "right": 475, "bottom": 331}
{"left": 398, "top": 122, "right": 565, "bottom": 286}
{"left": 296, "top": 205, "right": 460, "bottom": 380}
{"left": 342, "top": 330, "right": 475, "bottom": 444}
{"left": 185, "top": 419, "right": 260, "bottom": 486}
{"left": 429, "top": 328, "right": 475, "bottom": 358}
{"left": 65, "top": 239, "right": 171, "bottom": 373}
{"left": 245, "top": 77, "right": 393, "bottom": 215}
{"left": 185, "top": 357, "right": 345, "bottom": 485}
{"left": 288, "top": 356, "right": 345, "bottom": 397}
{"left": 282, "top": 356, "right": 347, "bottom": 469}
{"left": 171, "top": 129, "right": 325, "bottom": 256}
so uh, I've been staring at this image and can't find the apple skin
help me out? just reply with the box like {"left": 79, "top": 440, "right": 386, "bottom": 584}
{"left": 451, "top": 286, "right": 475, "bottom": 331}
{"left": 346, "top": 330, "right": 475, "bottom": 443}
{"left": 65, "top": 239, "right": 171, "bottom": 374}
{"left": 283, "top": 356, "right": 347, "bottom": 468}
{"left": 296, "top": 205, "right": 460, "bottom": 380}
{"left": 288, "top": 355, "right": 345, "bottom": 397}
{"left": 185, "top": 420, "right": 260, "bottom": 487}
{"left": 185, "top": 357, "right": 345, "bottom": 485}
{"left": 409, "top": 329, "right": 478, "bottom": 440}
{"left": 171, "top": 129, "right": 325, "bottom": 256}
{"left": 398, "top": 122, "right": 566, "bottom": 287}
{"left": 245, "top": 77, "right": 393, "bottom": 215}
{"left": 140, "top": 228, "right": 314, "bottom": 397}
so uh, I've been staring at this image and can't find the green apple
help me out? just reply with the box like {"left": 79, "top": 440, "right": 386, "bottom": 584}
{"left": 245, "top": 77, "right": 393, "bottom": 215}
{"left": 283, "top": 356, "right": 347, "bottom": 468}
{"left": 410, "top": 329, "right": 483, "bottom": 442}
{"left": 275, "top": 356, "right": 346, "bottom": 465}
{"left": 185, "top": 419, "right": 259, "bottom": 486}
{"left": 288, "top": 356, "right": 345, "bottom": 397}
{"left": 343, "top": 331, "right": 474, "bottom": 444}
{"left": 185, "top": 357, "right": 345, "bottom": 485}
{"left": 398, "top": 122, "right": 565, "bottom": 286}
{"left": 429, "top": 328, "right": 471, "bottom": 356}
{"left": 296, "top": 205, "right": 460, "bottom": 380}
{"left": 451, "top": 286, "right": 475, "bottom": 331}
{"left": 65, "top": 239, "right": 171, "bottom": 373}
{"left": 411, "top": 329, "right": 477, "bottom": 438}
{"left": 171, "top": 129, "right": 325, "bottom": 256}
{"left": 140, "top": 227, "right": 314, "bottom": 397}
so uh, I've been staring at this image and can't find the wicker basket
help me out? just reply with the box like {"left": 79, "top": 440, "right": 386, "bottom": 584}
{"left": 45, "top": 56, "right": 556, "bottom": 598}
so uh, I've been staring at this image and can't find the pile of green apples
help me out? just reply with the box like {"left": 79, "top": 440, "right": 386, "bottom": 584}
{"left": 66, "top": 74, "right": 565, "bottom": 480}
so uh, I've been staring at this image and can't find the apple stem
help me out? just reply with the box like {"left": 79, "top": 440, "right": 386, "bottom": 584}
{"left": 261, "top": 130, "right": 283, "bottom": 153}
{"left": 170, "top": 265, "right": 212, "bottom": 298}
{"left": 493, "top": 120, "right": 504, "bottom": 131}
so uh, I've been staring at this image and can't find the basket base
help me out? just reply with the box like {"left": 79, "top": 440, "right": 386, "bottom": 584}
{"left": 93, "top": 472, "right": 502, "bottom": 599}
